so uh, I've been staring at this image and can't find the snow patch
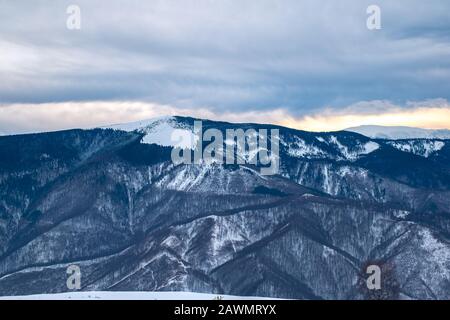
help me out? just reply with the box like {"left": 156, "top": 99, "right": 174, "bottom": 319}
{"left": 419, "top": 229, "right": 450, "bottom": 275}
{"left": 284, "top": 136, "right": 325, "bottom": 158}
{"left": 316, "top": 136, "right": 325, "bottom": 143}
{"left": 106, "top": 117, "right": 198, "bottom": 149}
{"left": 322, "top": 246, "right": 336, "bottom": 259}
{"left": 393, "top": 210, "right": 410, "bottom": 219}
{"left": 387, "top": 140, "right": 444, "bottom": 158}
{"left": 328, "top": 136, "right": 379, "bottom": 160}
{"left": 361, "top": 141, "right": 380, "bottom": 154}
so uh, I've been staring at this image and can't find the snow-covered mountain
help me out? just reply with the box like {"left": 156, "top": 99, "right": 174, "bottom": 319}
{"left": 346, "top": 125, "right": 450, "bottom": 140}
{"left": 105, "top": 116, "right": 198, "bottom": 149}
{"left": 104, "top": 117, "right": 448, "bottom": 162}
{"left": 0, "top": 116, "right": 449, "bottom": 300}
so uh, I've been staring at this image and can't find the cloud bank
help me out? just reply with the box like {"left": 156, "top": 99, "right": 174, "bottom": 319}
{"left": 1, "top": 99, "right": 449, "bottom": 135}
{"left": 0, "top": 0, "right": 450, "bottom": 132}
{"left": 0, "top": 0, "right": 450, "bottom": 118}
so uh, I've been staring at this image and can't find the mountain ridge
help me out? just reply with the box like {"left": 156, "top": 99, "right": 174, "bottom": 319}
{"left": 0, "top": 116, "right": 449, "bottom": 299}
{"left": 346, "top": 125, "right": 450, "bottom": 140}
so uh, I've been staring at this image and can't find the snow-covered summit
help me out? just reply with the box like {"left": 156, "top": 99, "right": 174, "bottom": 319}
{"left": 346, "top": 125, "right": 450, "bottom": 140}
{"left": 105, "top": 116, "right": 172, "bottom": 131}
{"left": 105, "top": 116, "right": 197, "bottom": 149}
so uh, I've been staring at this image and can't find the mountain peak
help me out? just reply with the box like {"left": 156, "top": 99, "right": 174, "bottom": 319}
{"left": 104, "top": 116, "right": 197, "bottom": 149}
{"left": 345, "top": 125, "right": 450, "bottom": 140}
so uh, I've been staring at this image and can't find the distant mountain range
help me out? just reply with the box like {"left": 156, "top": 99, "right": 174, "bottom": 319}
{"left": 0, "top": 116, "right": 449, "bottom": 299}
{"left": 346, "top": 125, "right": 450, "bottom": 140}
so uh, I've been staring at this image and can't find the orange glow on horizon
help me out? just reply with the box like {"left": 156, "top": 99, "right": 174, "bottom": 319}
{"left": 0, "top": 101, "right": 449, "bottom": 135}
{"left": 276, "top": 107, "right": 450, "bottom": 132}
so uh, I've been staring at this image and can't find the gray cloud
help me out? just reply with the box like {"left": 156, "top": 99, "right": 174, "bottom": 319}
{"left": 0, "top": 0, "right": 449, "bottom": 115}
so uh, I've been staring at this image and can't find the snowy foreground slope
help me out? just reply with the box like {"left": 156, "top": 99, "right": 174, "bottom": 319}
{"left": 0, "top": 116, "right": 449, "bottom": 299}
{"left": 0, "top": 291, "right": 277, "bottom": 300}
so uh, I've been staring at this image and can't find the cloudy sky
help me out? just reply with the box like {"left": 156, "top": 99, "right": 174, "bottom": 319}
{"left": 1, "top": 0, "right": 450, "bottom": 134}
